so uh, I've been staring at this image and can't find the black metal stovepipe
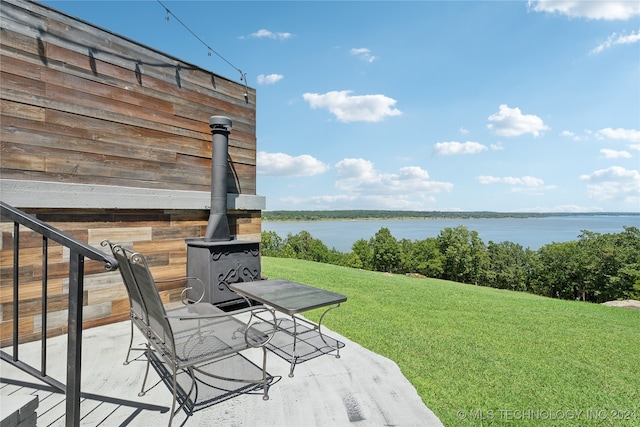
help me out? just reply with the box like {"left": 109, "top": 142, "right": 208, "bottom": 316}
{"left": 204, "top": 115, "right": 232, "bottom": 241}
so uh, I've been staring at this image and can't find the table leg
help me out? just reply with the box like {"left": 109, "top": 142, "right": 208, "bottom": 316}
{"left": 288, "top": 303, "right": 342, "bottom": 378}
{"left": 288, "top": 315, "right": 298, "bottom": 378}
{"left": 318, "top": 303, "right": 342, "bottom": 359}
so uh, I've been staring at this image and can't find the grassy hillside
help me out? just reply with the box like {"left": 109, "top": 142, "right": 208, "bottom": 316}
{"left": 262, "top": 257, "right": 640, "bottom": 426}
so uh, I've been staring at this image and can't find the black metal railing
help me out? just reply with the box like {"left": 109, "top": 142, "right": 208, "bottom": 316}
{"left": 0, "top": 201, "right": 118, "bottom": 427}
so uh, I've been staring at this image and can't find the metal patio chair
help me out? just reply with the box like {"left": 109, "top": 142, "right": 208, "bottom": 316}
{"left": 103, "top": 241, "right": 277, "bottom": 426}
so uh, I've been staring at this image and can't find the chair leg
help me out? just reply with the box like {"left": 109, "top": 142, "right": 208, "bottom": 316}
{"left": 124, "top": 318, "right": 135, "bottom": 365}
{"left": 138, "top": 343, "right": 151, "bottom": 397}
{"left": 261, "top": 347, "right": 270, "bottom": 401}
{"left": 168, "top": 366, "right": 197, "bottom": 426}
{"left": 168, "top": 365, "right": 177, "bottom": 427}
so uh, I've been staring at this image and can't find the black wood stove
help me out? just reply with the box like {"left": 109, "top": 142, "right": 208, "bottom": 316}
{"left": 186, "top": 116, "right": 260, "bottom": 307}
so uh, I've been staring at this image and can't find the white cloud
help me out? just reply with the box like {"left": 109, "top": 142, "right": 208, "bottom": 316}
{"left": 257, "top": 151, "right": 329, "bottom": 177}
{"left": 334, "top": 158, "right": 452, "bottom": 195}
{"left": 433, "top": 141, "right": 488, "bottom": 155}
{"left": 579, "top": 166, "right": 640, "bottom": 203}
{"left": 257, "top": 74, "right": 284, "bottom": 85}
{"left": 275, "top": 159, "right": 453, "bottom": 210}
{"left": 528, "top": 0, "right": 640, "bottom": 20}
{"left": 596, "top": 127, "right": 640, "bottom": 143}
{"left": 600, "top": 148, "right": 632, "bottom": 159}
{"left": 242, "top": 29, "right": 293, "bottom": 40}
{"left": 477, "top": 175, "right": 555, "bottom": 195}
{"left": 350, "top": 48, "right": 376, "bottom": 62}
{"left": 590, "top": 30, "right": 640, "bottom": 54}
{"left": 490, "top": 142, "right": 504, "bottom": 151}
{"left": 561, "top": 129, "right": 595, "bottom": 141}
{"left": 487, "top": 104, "right": 549, "bottom": 137}
{"left": 302, "top": 90, "right": 402, "bottom": 123}
{"left": 629, "top": 144, "right": 640, "bottom": 151}
{"left": 560, "top": 130, "right": 584, "bottom": 141}
{"left": 477, "top": 175, "right": 545, "bottom": 187}
{"left": 459, "top": 127, "right": 470, "bottom": 135}
{"left": 279, "top": 194, "right": 438, "bottom": 210}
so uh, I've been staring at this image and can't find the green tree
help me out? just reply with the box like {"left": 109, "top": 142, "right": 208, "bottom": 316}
{"left": 351, "top": 238, "right": 373, "bottom": 270}
{"left": 533, "top": 241, "right": 581, "bottom": 299}
{"left": 437, "top": 226, "right": 487, "bottom": 284}
{"left": 398, "top": 238, "right": 415, "bottom": 274}
{"left": 370, "top": 227, "right": 401, "bottom": 273}
{"left": 577, "top": 227, "right": 640, "bottom": 302}
{"left": 285, "top": 230, "right": 331, "bottom": 263}
{"left": 486, "top": 241, "right": 528, "bottom": 291}
{"left": 281, "top": 243, "right": 296, "bottom": 259}
{"left": 261, "top": 231, "right": 284, "bottom": 257}
{"left": 402, "top": 238, "right": 444, "bottom": 278}
{"left": 347, "top": 252, "right": 364, "bottom": 269}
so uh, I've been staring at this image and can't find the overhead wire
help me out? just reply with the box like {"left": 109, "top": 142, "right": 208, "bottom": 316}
{"left": 156, "top": 0, "right": 249, "bottom": 102}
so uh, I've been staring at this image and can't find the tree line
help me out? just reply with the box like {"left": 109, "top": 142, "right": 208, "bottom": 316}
{"left": 261, "top": 225, "right": 640, "bottom": 303}
{"left": 262, "top": 210, "right": 637, "bottom": 221}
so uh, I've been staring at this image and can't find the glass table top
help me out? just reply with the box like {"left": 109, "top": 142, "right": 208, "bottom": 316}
{"left": 230, "top": 279, "right": 347, "bottom": 315}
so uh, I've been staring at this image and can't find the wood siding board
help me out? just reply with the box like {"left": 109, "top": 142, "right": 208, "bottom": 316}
{"left": 0, "top": 147, "right": 47, "bottom": 172}
{"left": 0, "top": 318, "right": 34, "bottom": 344}
{"left": 228, "top": 145, "right": 257, "bottom": 166}
{"left": 43, "top": 76, "right": 218, "bottom": 135}
{"left": 41, "top": 65, "right": 176, "bottom": 115}
{"left": 1, "top": 115, "right": 179, "bottom": 164}
{"left": 0, "top": 99, "right": 46, "bottom": 121}
{"left": 0, "top": 26, "right": 41, "bottom": 57}
{"left": 152, "top": 225, "right": 203, "bottom": 240}
{"left": 0, "top": 52, "right": 44, "bottom": 80}
{"left": 2, "top": 140, "right": 212, "bottom": 188}
{"left": 133, "top": 239, "right": 188, "bottom": 254}
{"left": 43, "top": 110, "right": 210, "bottom": 158}
{"left": 1, "top": 85, "right": 212, "bottom": 149}
{"left": 0, "top": 169, "right": 212, "bottom": 192}
{"left": 0, "top": 246, "right": 63, "bottom": 269}
{"left": 0, "top": 267, "right": 34, "bottom": 290}
{"left": 0, "top": 70, "right": 46, "bottom": 97}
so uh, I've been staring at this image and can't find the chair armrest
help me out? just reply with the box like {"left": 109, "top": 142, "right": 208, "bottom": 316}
{"left": 168, "top": 305, "right": 273, "bottom": 321}
{"left": 167, "top": 306, "right": 277, "bottom": 348}
{"left": 155, "top": 276, "right": 206, "bottom": 304}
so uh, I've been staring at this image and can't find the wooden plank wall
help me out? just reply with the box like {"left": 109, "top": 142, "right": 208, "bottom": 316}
{"left": 0, "top": 0, "right": 262, "bottom": 346}
{"left": 1, "top": 0, "right": 257, "bottom": 193}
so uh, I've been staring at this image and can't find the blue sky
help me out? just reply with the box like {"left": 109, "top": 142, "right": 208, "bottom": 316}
{"left": 43, "top": 1, "right": 640, "bottom": 212}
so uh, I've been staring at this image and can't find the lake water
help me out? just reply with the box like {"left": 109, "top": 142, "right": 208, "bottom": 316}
{"left": 262, "top": 215, "right": 640, "bottom": 252}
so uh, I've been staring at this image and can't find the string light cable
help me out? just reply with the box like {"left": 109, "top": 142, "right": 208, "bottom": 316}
{"left": 157, "top": 0, "right": 249, "bottom": 102}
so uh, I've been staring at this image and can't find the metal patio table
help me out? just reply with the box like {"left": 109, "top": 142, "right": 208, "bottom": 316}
{"left": 230, "top": 279, "right": 347, "bottom": 377}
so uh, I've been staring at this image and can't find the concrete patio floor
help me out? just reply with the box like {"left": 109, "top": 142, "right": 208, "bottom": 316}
{"left": 1, "top": 319, "right": 444, "bottom": 426}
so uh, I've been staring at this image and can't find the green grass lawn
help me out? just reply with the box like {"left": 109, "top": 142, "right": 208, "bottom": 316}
{"left": 262, "top": 257, "right": 640, "bottom": 426}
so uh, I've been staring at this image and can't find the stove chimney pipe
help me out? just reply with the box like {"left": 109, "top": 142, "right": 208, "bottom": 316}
{"left": 204, "top": 115, "right": 232, "bottom": 241}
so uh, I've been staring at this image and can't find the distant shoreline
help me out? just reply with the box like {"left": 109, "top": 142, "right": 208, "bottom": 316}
{"left": 262, "top": 210, "right": 640, "bottom": 222}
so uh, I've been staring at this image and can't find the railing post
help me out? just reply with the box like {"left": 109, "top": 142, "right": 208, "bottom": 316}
{"left": 13, "top": 221, "right": 19, "bottom": 362}
{"left": 65, "top": 251, "right": 84, "bottom": 427}
{"left": 42, "top": 236, "right": 48, "bottom": 376}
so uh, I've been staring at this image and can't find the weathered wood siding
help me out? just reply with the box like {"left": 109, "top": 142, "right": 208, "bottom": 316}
{"left": 1, "top": 0, "right": 257, "bottom": 193}
{"left": 0, "top": 0, "right": 263, "bottom": 346}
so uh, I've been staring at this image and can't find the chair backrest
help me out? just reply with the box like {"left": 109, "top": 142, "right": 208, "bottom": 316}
{"left": 128, "top": 251, "right": 175, "bottom": 351}
{"left": 105, "top": 242, "right": 148, "bottom": 325}
{"left": 104, "top": 241, "right": 175, "bottom": 353}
